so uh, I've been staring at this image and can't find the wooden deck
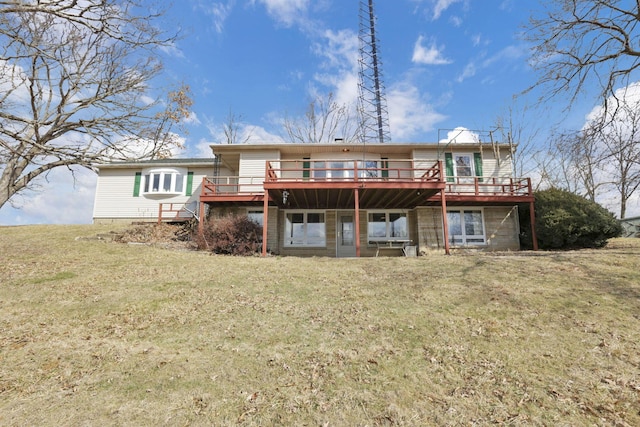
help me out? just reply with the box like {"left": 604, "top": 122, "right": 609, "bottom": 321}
{"left": 199, "top": 159, "right": 533, "bottom": 208}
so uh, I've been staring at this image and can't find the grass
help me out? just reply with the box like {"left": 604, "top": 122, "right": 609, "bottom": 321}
{"left": 1, "top": 224, "right": 639, "bottom": 426}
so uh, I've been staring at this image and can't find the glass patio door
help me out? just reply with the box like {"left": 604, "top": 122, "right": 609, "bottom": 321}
{"left": 336, "top": 212, "right": 356, "bottom": 257}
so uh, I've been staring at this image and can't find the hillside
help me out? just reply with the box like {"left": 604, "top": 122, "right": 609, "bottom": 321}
{"left": 1, "top": 225, "right": 639, "bottom": 425}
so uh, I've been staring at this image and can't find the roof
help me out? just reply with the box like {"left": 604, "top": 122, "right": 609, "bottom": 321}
{"left": 208, "top": 141, "right": 514, "bottom": 156}
{"left": 95, "top": 158, "right": 215, "bottom": 169}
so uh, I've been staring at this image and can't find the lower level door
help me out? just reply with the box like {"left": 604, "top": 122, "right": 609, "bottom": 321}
{"left": 336, "top": 212, "right": 356, "bottom": 257}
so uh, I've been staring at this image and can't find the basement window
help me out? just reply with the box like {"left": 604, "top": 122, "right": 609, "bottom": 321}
{"left": 447, "top": 209, "right": 486, "bottom": 245}
{"left": 368, "top": 211, "right": 408, "bottom": 242}
{"left": 284, "top": 211, "right": 326, "bottom": 247}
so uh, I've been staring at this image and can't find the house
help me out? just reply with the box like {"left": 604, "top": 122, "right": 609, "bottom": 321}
{"left": 620, "top": 216, "right": 640, "bottom": 238}
{"left": 92, "top": 158, "right": 214, "bottom": 223}
{"left": 93, "top": 141, "right": 537, "bottom": 256}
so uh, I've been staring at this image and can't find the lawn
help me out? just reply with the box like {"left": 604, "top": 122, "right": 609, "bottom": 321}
{"left": 1, "top": 224, "right": 639, "bottom": 426}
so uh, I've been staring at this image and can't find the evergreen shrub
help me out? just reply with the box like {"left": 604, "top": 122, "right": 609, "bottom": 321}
{"left": 520, "top": 188, "right": 622, "bottom": 250}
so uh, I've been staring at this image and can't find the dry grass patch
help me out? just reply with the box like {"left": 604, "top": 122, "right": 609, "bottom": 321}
{"left": 0, "top": 226, "right": 639, "bottom": 425}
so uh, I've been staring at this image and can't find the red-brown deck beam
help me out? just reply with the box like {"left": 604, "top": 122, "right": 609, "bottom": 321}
{"left": 529, "top": 199, "right": 538, "bottom": 251}
{"left": 354, "top": 187, "right": 361, "bottom": 257}
{"left": 200, "top": 194, "right": 265, "bottom": 203}
{"left": 441, "top": 189, "right": 450, "bottom": 255}
{"left": 262, "top": 190, "right": 269, "bottom": 257}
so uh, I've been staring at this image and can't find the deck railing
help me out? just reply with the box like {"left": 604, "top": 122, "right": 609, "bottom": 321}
{"left": 157, "top": 202, "right": 197, "bottom": 223}
{"left": 201, "top": 176, "right": 265, "bottom": 196}
{"left": 199, "top": 160, "right": 532, "bottom": 198}
{"left": 444, "top": 176, "right": 532, "bottom": 197}
{"left": 265, "top": 159, "right": 443, "bottom": 183}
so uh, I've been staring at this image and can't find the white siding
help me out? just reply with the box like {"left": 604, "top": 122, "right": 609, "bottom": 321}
{"left": 412, "top": 147, "right": 514, "bottom": 179}
{"left": 92, "top": 166, "right": 211, "bottom": 221}
{"left": 238, "top": 150, "right": 279, "bottom": 192}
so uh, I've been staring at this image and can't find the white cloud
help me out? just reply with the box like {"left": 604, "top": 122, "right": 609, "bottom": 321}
{"left": 311, "top": 29, "right": 360, "bottom": 106}
{"left": 455, "top": 45, "right": 524, "bottom": 83}
{"left": 183, "top": 111, "right": 201, "bottom": 125}
{"left": 159, "top": 41, "right": 185, "bottom": 58}
{"left": 585, "top": 82, "right": 640, "bottom": 123}
{"left": 412, "top": 36, "right": 452, "bottom": 65}
{"left": 0, "top": 167, "right": 97, "bottom": 225}
{"left": 438, "top": 126, "right": 480, "bottom": 144}
{"left": 195, "top": 0, "right": 236, "bottom": 33}
{"left": 203, "top": 115, "right": 284, "bottom": 148}
{"left": 432, "top": 0, "right": 464, "bottom": 20}
{"left": 456, "top": 62, "right": 476, "bottom": 82}
{"left": 387, "top": 82, "right": 447, "bottom": 141}
{"left": 314, "top": 29, "right": 359, "bottom": 70}
{"left": 581, "top": 82, "right": 640, "bottom": 218}
{"left": 449, "top": 15, "right": 463, "bottom": 27}
{"left": 252, "top": 0, "right": 310, "bottom": 28}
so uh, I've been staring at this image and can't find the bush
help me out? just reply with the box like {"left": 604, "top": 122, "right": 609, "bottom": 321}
{"left": 193, "top": 214, "right": 262, "bottom": 255}
{"left": 519, "top": 188, "right": 622, "bottom": 250}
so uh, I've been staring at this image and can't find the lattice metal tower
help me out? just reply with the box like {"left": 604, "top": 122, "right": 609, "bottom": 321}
{"left": 357, "top": 0, "right": 391, "bottom": 143}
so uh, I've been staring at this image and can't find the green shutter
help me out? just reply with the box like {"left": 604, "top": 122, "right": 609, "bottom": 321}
{"left": 133, "top": 172, "right": 142, "bottom": 197}
{"left": 444, "top": 153, "right": 454, "bottom": 183}
{"left": 303, "top": 158, "right": 310, "bottom": 179}
{"left": 474, "top": 152, "right": 483, "bottom": 182}
{"left": 185, "top": 172, "right": 194, "bottom": 196}
{"left": 381, "top": 158, "right": 389, "bottom": 178}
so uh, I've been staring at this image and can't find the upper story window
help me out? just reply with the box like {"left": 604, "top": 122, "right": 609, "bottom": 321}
{"left": 311, "top": 160, "right": 381, "bottom": 180}
{"left": 133, "top": 167, "right": 193, "bottom": 197}
{"left": 445, "top": 152, "right": 483, "bottom": 182}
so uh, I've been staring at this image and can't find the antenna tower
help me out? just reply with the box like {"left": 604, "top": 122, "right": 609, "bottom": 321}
{"left": 357, "top": 0, "right": 391, "bottom": 143}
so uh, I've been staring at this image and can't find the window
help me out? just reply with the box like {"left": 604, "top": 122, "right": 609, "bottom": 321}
{"left": 142, "top": 168, "right": 186, "bottom": 195}
{"left": 447, "top": 209, "right": 486, "bottom": 245}
{"left": 247, "top": 210, "right": 264, "bottom": 227}
{"left": 444, "top": 152, "right": 483, "bottom": 182}
{"left": 312, "top": 160, "right": 381, "bottom": 179}
{"left": 285, "top": 211, "right": 326, "bottom": 247}
{"left": 455, "top": 155, "right": 473, "bottom": 177}
{"left": 367, "top": 211, "right": 408, "bottom": 241}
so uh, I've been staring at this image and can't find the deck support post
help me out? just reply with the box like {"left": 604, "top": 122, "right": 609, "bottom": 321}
{"left": 354, "top": 187, "right": 361, "bottom": 257}
{"left": 198, "top": 201, "right": 205, "bottom": 234}
{"left": 529, "top": 200, "right": 538, "bottom": 251}
{"left": 441, "top": 189, "right": 450, "bottom": 255}
{"left": 262, "top": 190, "right": 269, "bottom": 257}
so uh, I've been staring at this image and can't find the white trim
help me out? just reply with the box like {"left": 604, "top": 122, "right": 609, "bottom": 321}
{"left": 284, "top": 210, "right": 326, "bottom": 247}
{"left": 367, "top": 209, "right": 409, "bottom": 243}
{"left": 446, "top": 207, "right": 487, "bottom": 246}
{"left": 452, "top": 152, "right": 476, "bottom": 178}
{"left": 141, "top": 167, "right": 187, "bottom": 196}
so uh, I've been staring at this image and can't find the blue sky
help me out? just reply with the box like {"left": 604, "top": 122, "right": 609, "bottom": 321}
{"left": 0, "top": 0, "right": 624, "bottom": 225}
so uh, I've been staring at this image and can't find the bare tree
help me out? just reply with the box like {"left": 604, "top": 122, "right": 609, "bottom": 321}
{"left": 282, "top": 92, "right": 360, "bottom": 144}
{"left": 0, "top": 1, "right": 190, "bottom": 209}
{"left": 493, "top": 104, "right": 542, "bottom": 179}
{"left": 526, "top": 0, "right": 640, "bottom": 119}
{"left": 553, "top": 130, "right": 606, "bottom": 201}
{"left": 222, "top": 109, "right": 253, "bottom": 144}
{"left": 586, "top": 98, "right": 640, "bottom": 218}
